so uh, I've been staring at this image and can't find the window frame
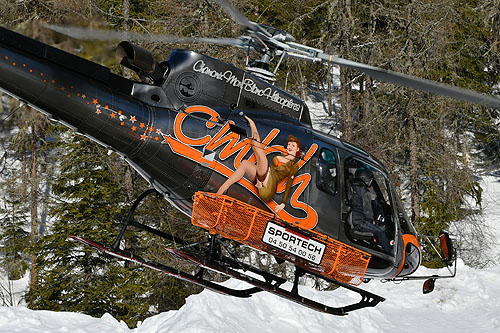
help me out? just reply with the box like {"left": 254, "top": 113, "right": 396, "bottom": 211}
{"left": 315, "top": 147, "right": 338, "bottom": 196}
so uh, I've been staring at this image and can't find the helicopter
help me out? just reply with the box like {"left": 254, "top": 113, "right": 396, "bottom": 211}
{"left": 1, "top": 0, "right": 495, "bottom": 316}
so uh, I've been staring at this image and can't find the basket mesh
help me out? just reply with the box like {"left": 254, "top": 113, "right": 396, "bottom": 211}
{"left": 192, "top": 192, "right": 371, "bottom": 285}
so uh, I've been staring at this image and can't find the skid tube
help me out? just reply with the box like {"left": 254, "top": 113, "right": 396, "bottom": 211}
{"left": 169, "top": 245, "right": 385, "bottom": 316}
{"left": 70, "top": 235, "right": 262, "bottom": 298}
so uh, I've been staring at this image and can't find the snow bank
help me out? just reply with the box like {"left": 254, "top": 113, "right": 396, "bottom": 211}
{"left": 2, "top": 262, "right": 500, "bottom": 332}
{"left": 133, "top": 261, "right": 500, "bottom": 333}
{"left": 0, "top": 307, "right": 129, "bottom": 333}
{"left": 480, "top": 175, "right": 500, "bottom": 264}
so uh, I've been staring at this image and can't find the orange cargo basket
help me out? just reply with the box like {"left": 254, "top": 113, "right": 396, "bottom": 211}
{"left": 191, "top": 192, "right": 371, "bottom": 286}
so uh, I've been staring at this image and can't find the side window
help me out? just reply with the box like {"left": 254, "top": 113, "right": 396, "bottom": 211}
{"left": 316, "top": 148, "right": 337, "bottom": 195}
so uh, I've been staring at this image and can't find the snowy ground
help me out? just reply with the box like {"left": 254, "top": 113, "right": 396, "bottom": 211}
{"left": 1, "top": 259, "right": 500, "bottom": 332}
{"left": 1, "top": 174, "right": 500, "bottom": 333}
{"left": 133, "top": 261, "right": 500, "bottom": 333}
{"left": 479, "top": 175, "right": 500, "bottom": 265}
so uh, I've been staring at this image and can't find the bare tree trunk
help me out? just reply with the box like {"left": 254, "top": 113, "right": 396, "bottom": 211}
{"left": 340, "top": 68, "right": 353, "bottom": 141}
{"left": 404, "top": 29, "right": 420, "bottom": 224}
{"left": 362, "top": 3, "right": 376, "bottom": 120}
{"left": 122, "top": 0, "right": 130, "bottom": 31}
{"left": 363, "top": 77, "right": 372, "bottom": 119}
{"left": 408, "top": 103, "right": 419, "bottom": 223}
{"left": 327, "top": 61, "right": 333, "bottom": 116}
{"left": 324, "top": 1, "right": 335, "bottom": 117}
{"left": 30, "top": 121, "right": 38, "bottom": 290}
{"left": 340, "top": 0, "right": 353, "bottom": 141}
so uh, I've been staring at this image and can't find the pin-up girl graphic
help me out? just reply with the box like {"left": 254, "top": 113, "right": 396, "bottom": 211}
{"left": 216, "top": 116, "right": 301, "bottom": 213}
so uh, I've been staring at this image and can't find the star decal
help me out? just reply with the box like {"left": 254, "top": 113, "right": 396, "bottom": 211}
{"left": 92, "top": 98, "right": 98, "bottom": 105}
{"left": 140, "top": 122, "right": 145, "bottom": 129}
{"left": 131, "top": 126, "right": 137, "bottom": 131}
{"left": 161, "top": 133, "right": 169, "bottom": 143}
{"left": 140, "top": 133, "right": 147, "bottom": 140}
{"left": 130, "top": 116, "right": 136, "bottom": 123}
{"left": 95, "top": 109, "right": 101, "bottom": 115}
{"left": 110, "top": 113, "right": 116, "bottom": 119}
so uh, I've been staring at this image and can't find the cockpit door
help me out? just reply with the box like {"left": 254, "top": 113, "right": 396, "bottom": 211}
{"left": 339, "top": 153, "right": 396, "bottom": 257}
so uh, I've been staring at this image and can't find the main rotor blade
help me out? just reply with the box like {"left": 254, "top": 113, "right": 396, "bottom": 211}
{"left": 318, "top": 53, "right": 500, "bottom": 109}
{"left": 210, "top": 0, "right": 269, "bottom": 37}
{"left": 44, "top": 24, "right": 242, "bottom": 47}
{"left": 210, "top": 0, "right": 253, "bottom": 30}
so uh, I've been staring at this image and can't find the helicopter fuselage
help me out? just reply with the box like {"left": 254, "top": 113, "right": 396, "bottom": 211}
{"left": 0, "top": 27, "right": 421, "bottom": 280}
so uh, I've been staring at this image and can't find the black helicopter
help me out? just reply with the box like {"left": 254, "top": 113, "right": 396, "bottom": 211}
{"left": 1, "top": 0, "right": 495, "bottom": 316}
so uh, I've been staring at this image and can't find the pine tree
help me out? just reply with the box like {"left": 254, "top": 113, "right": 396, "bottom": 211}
{"left": 25, "top": 131, "right": 200, "bottom": 327}
{"left": 25, "top": 132, "right": 145, "bottom": 325}
{"left": 0, "top": 175, "right": 30, "bottom": 282}
{"left": 0, "top": 100, "right": 54, "bottom": 300}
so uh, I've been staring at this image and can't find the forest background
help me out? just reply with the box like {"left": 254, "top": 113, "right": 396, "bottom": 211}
{"left": 0, "top": 0, "right": 499, "bottom": 328}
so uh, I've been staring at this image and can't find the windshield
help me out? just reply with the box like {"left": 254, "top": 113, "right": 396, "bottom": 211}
{"left": 392, "top": 185, "right": 417, "bottom": 236}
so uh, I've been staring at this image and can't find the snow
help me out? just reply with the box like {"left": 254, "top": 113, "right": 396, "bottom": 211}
{"left": 0, "top": 307, "right": 130, "bottom": 332}
{"left": 480, "top": 175, "right": 500, "bottom": 265}
{"left": 1, "top": 259, "right": 500, "bottom": 332}
{"left": 136, "top": 264, "right": 500, "bottom": 333}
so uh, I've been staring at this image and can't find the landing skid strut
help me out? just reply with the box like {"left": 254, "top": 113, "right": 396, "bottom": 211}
{"left": 71, "top": 189, "right": 385, "bottom": 315}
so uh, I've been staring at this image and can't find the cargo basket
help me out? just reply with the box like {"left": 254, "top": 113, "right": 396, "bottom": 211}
{"left": 191, "top": 192, "right": 371, "bottom": 286}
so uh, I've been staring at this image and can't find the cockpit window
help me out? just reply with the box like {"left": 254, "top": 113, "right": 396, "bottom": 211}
{"left": 344, "top": 158, "right": 395, "bottom": 255}
{"left": 373, "top": 170, "right": 390, "bottom": 206}
{"left": 316, "top": 148, "right": 337, "bottom": 195}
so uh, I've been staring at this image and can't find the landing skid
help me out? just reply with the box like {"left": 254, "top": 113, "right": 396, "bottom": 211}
{"left": 69, "top": 235, "right": 261, "bottom": 298}
{"left": 165, "top": 246, "right": 385, "bottom": 315}
{"left": 70, "top": 233, "right": 384, "bottom": 315}
{"left": 70, "top": 189, "right": 385, "bottom": 315}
